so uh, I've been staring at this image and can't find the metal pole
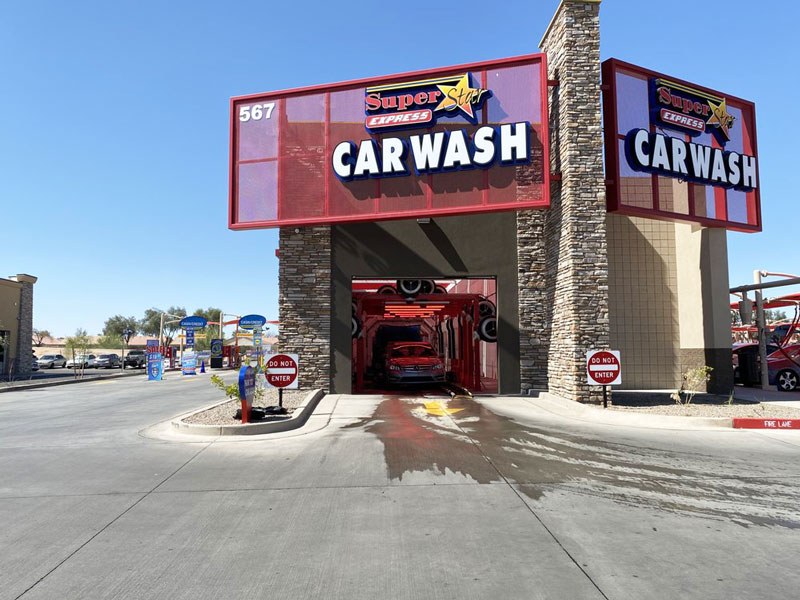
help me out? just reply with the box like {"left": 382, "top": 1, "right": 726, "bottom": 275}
{"left": 279, "top": 387, "right": 283, "bottom": 409}
{"left": 730, "top": 276, "right": 800, "bottom": 294}
{"left": 159, "top": 313, "right": 164, "bottom": 348}
{"left": 603, "top": 385, "right": 608, "bottom": 409}
{"left": 754, "top": 270, "right": 769, "bottom": 390}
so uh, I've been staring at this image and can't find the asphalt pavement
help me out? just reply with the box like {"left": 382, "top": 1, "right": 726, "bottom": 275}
{"left": 2, "top": 376, "right": 800, "bottom": 599}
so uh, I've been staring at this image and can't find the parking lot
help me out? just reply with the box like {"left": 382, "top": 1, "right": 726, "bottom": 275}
{"left": 2, "top": 376, "right": 800, "bottom": 599}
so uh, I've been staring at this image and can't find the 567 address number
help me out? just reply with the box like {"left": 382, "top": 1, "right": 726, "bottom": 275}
{"left": 239, "top": 103, "right": 275, "bottom": 122}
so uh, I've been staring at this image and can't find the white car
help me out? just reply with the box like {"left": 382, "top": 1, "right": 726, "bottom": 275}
{"left": 37, "top": 354, "right": 67, "bottom": 368}
{"left": 66, "top": 354, "right": 97, "bottom": 369}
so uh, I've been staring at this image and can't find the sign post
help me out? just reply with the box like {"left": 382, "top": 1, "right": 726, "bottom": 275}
{"left": 586, "top": 350, "right": 622, "bottom": 409}
{"left": 265, "top": 353, "right": 299, "bottom": 409}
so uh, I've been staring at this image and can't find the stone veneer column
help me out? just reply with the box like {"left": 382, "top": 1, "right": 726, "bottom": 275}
{"left": 517, "top": 212, "right": 549, "bottom": 392}
{"left": 524, "top": 0, "right": 608, "bottom": 402}
{"left": 11, "top": 274, "right": 37, "bottom": 376}
{"left": 278, "top": 227, "right": 331, "bottom": 390}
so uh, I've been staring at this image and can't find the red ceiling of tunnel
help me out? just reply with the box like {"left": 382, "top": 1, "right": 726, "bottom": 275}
{"left": 356, "top": 293, "right": 478, "bottom": 319}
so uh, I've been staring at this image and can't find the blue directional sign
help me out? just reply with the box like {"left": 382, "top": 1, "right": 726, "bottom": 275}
{"left": 180, "top": 316, "right": 208, "bottom": 330}
{"left": 239, "top": 314, "right": 266, "bottom": 330}
{"left": 185, "top": 329, "right": 195, "bottom": 348}
{"left": 238, "top": 365, "right": 256, "bottom": 405}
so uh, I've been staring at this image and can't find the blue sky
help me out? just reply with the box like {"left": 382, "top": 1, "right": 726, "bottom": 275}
{"left": 1, "top": 0, "right": 797, "bottom": 336}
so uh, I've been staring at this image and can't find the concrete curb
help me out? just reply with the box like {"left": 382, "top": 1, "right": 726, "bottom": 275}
{"left": 524, "top": 392, "right": 734, "bottom": 429}
{"left": 0, "top": 369, "right": 146, "bottom": 393}
{"left": 171, "top": 389, "right": 326, "bottom": 436}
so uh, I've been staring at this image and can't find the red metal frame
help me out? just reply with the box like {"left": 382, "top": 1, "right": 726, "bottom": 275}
{"left": 601, "top": 58, "right": 761, "bottom": 233}
{"left": 229, "top": 53, "right": 549, "bottom": 230}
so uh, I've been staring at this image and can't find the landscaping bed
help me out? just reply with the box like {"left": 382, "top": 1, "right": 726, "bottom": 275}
{"left": 608, "top": 391, "right": 800, "bottom": 419}
{"left": 185, "top": 388, "right": 310, "bottom": 426}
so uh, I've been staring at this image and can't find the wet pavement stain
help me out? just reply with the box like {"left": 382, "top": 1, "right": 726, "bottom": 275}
{"left": 343, "top": 395, "right": 800, "bottom": 529}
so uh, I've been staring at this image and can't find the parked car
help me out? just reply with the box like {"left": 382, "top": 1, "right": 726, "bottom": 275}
{"left": 95, "top": 354, "right": 121, "bottom": 369}
{"left": 732, "top": 343, "right": 779, "bottom": 384}
{"left": 66, "top": 354, "right": 97, "bottom": 369}
{"left": 31, "top": 351, "right": 39, "bottom": 371}
{"left": 767, "top": 344, "right": 800, "bottom": 392}
{"left": 37, "top": 354, "right": 67, "bottom": 369}
{"left": 384, "top": 342, "right": 445, "bottom": 384}
{"left": 124, "top": 350, "right": 147, "bottom": 368}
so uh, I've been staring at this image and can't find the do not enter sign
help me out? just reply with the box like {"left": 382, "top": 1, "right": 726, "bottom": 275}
{"left": 586, "top": 350, "right": 622, "bottom": 386}
{"left": 265, "top": 354, "right": 299, "bottom": 389}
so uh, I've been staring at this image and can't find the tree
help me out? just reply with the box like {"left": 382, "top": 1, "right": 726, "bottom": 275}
{"left": 64, "top": 328, "right": 91, "bottom": 378}
{"left": 766, "top": 309, "right": 788, "bottom": 323}
{"left": 102, "top": 315, "right": 139, "bottom": 337}
{"left": 96, "top": 334, "right": 123, "bottom": 349}
{"left": 191, "top": 307, "right": 222, "bottom": 351}
{"left": 193, "top": 307, "right": 222, "bottom": 325}
{"left": 140, "top": 307, "right": 186, "bottom": 347}
{"left": 32, "top": 328, "right": 50, "bottom": 346}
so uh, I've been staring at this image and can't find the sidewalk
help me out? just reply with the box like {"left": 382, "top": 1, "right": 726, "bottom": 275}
{"left": 481, "top": 391, "right": 800, "bottom": 431}
{"left": 733, "top": 385, "right": 800, "bottom": 407}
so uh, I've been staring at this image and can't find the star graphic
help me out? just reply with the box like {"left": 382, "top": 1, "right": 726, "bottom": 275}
{"left": 435, "top": 74, "right": 486, "bottom": 120}
{"left": 706, "top": 98, "right": 735, "bottom": 140}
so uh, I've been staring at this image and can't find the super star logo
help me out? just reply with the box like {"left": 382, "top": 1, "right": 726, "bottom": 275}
{"left": 706, "top": 98, "right": 736, "bottom": 140}
{"left": 435, "top": 74, "right": 489, "bottom": 120}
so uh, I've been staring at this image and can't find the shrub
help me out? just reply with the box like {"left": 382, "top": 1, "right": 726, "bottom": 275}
{"left": 671, "top": 366, "right": 714, "bottom": 406}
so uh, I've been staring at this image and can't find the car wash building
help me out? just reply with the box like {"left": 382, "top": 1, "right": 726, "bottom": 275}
{"left": 228, "top": 0, "right": 760, "bottom": 402}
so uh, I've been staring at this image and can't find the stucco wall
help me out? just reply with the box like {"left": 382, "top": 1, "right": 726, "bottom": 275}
{"left": 607, "top": 215, "right": 680, "bottom": 389}
{"left": 0, "top": 279, "right": 21, "bottom": 376}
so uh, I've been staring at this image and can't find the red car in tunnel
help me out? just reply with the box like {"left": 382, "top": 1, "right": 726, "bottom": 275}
{"left": 384, "top": 342, "right": 445, "bottom": 385}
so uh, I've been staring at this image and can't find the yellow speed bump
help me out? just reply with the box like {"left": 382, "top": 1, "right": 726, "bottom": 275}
{"left": 423, "top": 401, "right": 464, "bottom": 417}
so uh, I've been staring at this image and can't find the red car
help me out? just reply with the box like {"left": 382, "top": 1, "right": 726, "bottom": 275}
{"left": 384, "top": 342, "right": 445, "bottom": 385}
{"left": 767, "top": 344, "right": 800, "bottom": 392}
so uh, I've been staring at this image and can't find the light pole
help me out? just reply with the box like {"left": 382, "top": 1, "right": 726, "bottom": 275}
{"left": 121, "top": 328, "right": 133, "bottom": 370}
{"left": 221, "top": 313, "right": 241, "bottom": 368}
{"left": 152, "top": 308, "right": 182, "bottom": 348}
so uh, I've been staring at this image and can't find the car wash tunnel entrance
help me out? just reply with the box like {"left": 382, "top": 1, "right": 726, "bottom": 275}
{"left": 351, "top": 278, "right": 498, "bottom": 394}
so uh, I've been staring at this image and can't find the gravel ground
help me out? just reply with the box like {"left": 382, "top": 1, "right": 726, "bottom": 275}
{"left": 608, "top": 392, "right": 800, "bottom": 419}
{"left": 184, "top": 388, "right": 311, "bottom": 425}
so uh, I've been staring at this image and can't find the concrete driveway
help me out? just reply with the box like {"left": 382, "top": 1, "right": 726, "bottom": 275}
{"left": 2, "top": 377, "right": 800, "bottom": 599}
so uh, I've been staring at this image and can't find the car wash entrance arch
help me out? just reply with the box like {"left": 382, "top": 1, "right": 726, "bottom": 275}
{"left": 352, "top": 278, "right": 498, "bottom": 393}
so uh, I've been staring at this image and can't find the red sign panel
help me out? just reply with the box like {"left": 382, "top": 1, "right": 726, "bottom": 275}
{"left": 229, "top": 54, "right": 549, "bottom": 229}
{"left": 266, "top": 354, "right": 298, "bottom": 388}
{"left": 586, "top": 350, "right": 622, "bottom": 386}
{"left": 602, "top": 59, "right": 760, "bottom": 232}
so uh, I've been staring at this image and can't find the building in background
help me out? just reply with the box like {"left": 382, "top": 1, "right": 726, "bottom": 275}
{"left": 0, "top": 274, "right": 37, "bottom": 377}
